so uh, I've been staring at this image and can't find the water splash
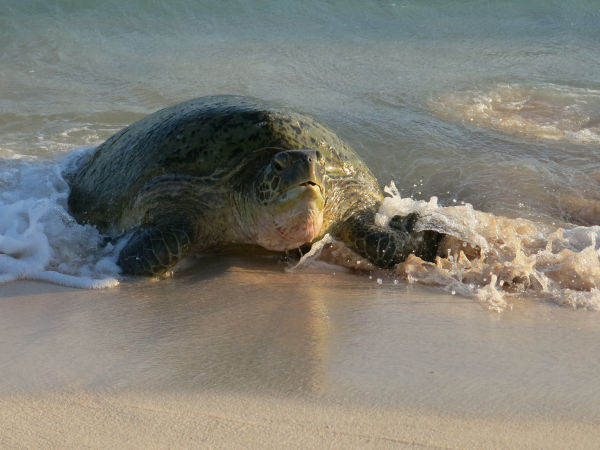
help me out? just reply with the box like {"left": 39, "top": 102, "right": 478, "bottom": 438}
{"left": 299, "top": 182, "right": 600, "bottom": 312}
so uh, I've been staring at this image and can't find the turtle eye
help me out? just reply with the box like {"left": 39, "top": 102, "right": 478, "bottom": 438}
{"left": 272, "top": 156, "right": 285, "bottom": 172}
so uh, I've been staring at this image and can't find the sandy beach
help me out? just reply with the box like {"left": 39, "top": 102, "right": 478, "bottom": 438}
{"left": 3, "top": 390, "right": 600, "bottom": 449}
{"left": 2, "top": 255, "right": 600, "bottom": 448}
{"left": 2, "top": 0, "right": 600, "bottom": 447}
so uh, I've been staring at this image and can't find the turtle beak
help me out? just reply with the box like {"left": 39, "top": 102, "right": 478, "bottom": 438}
{"left": 298, "top": 180, "right": 324, "bottom": 197}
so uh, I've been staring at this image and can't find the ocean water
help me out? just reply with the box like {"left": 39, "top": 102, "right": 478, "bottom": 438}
{"left": 1, "top": 0, "right": 600, "bottom": 309}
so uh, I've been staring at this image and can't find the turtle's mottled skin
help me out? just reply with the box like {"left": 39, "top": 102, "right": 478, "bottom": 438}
{"left": 67, "top": 96, "right": 444, "bottom": 276}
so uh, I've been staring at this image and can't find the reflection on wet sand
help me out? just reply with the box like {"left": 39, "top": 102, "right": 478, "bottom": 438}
{"left": 2, "top": 255, "right": 600, "bottom": 421}
{"left": 0, "top": 255, "right": 332, "bottom": 397}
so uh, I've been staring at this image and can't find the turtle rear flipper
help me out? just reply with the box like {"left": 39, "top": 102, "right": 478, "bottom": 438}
{"left": 335, "top": 210, "right": 445, "bottom": 269}
{"left": 118, "top": 219, "right": 194, "bottom": 276}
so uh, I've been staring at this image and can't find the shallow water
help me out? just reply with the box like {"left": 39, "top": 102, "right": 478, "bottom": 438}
{"left": 1, "top": 0, "right": 600, "bottom": 310}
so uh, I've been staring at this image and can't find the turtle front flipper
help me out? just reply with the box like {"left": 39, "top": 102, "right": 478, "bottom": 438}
{"left": 335, "top": 210, "right": 445, "bottom": 269}
{"left": 118, "top": 220, "right": 194, "bottom": 276}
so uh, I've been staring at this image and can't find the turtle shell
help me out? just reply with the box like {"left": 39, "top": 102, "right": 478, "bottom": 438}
{"left": 67, "top": 96, "right": 380, "bottom": 232}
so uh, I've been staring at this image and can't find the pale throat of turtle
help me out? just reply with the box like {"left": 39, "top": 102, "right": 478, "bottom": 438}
{"left": 228, "top": 184, "right": 325, "bottom": 251}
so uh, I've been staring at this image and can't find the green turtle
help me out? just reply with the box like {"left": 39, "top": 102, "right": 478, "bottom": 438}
{"left": 67, "top": 95, "right": 445, "bottom": 276}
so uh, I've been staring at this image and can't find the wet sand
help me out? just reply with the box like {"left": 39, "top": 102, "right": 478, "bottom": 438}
{"left": 2, "top": 255, "right": 600, "bottom": 448}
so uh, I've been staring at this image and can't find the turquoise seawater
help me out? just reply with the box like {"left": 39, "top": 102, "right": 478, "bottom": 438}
{"left": 1, "top": 0, "right": 600, "bottom": 306}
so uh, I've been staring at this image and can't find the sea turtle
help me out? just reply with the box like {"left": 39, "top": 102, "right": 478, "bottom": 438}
{"left": 67, "top": 96, "right": 445, "bottom": 276}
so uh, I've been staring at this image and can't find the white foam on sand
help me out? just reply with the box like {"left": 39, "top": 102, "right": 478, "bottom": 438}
{"left": 0, "top": 151, "right": 120, "bottom": 289}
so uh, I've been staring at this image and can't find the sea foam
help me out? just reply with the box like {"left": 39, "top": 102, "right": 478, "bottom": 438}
{"left": 0, "top": 151, "right": 120, "bottom": 288}
{"left": 297, "top": 182, "right": 600, "bottom": 312}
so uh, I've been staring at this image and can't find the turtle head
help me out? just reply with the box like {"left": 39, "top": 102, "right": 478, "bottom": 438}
{"left": 252, "top": 149, "right": 326, "bottom": 250}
